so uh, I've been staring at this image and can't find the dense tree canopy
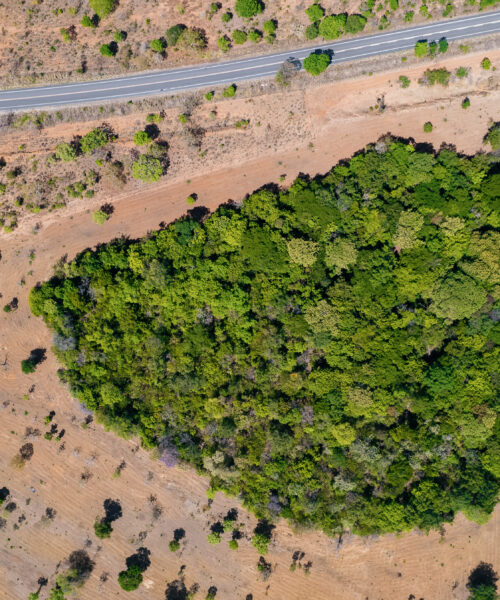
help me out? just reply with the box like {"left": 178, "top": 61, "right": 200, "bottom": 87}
{"left": 31, "top": 140, "right": 500, "bottom": 536}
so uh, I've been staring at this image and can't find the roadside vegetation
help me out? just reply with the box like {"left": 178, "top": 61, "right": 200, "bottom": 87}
{"left": 30, "top": 138, "right": 499, "bottom": 536}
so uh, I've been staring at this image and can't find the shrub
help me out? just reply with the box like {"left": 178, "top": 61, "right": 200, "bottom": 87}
{"left": 99, "top": 43, "right": 117, "bottom": 57}
{"left": 248, "top": 28, "right": 262, "bottom": 42}
{"left": 118, "top": 565, "right": 143, "bottom": 591}
{"left": 462, "top": 97, "right": 470, "bottom": 109}
{"left": 345, "top": 14, "right": 367, "bottom": 34}
{"left": 132, "top": 155, "right": 163, "bottom": 182}
{"left": 205, "top": 91, "right": 214, "bottom": 100}
{"left": 221, "top": 10, "right": 233, "bottom": 22}
{"left": 398, "top": 75, "right": 410, "bottom": 88}
{"left": 229, "top": 539, "right": 238, "bottom": 549}
{"left": 421, "top": 68, "right": 451, "bottom": 86}
{"left": 55, "top": 142, "right": 77, "bottom": 162}
{"left": 21, "top": 359, "right": 36, "bottom": 374}
{"left": 89, "top": 0, "right": 117, "bottom": 19}
{"left": 114, "top": 30, "right": 126, "bottom": 42}
{"left": 80, "top": 127, "right": 112, "bottom": 154}
{"left": 217, "top": 35, "right": 231, "bottom": 52}
{"left": 305, "top": 23, "right": 319, "bottom": 39}
{"left": 439, "top": 37, "right": 448, "bottom": 53}
{"left": 232, "top": 29, "right": 247, "bottom": 44}
{"left": 234, "top": 0, "right": 263, "bottom": 18}
{"left": 179, "top": 113, "right": 188, "bottom": 123}
{"left": 93, "top": 210, "right": 110, "bottom": 225}
{"left": 263, "top": 20, "right": 276, "bottom": 34}
{"left": 81, "top": 14, "right": 95, "bottom": 28}
{"left": 423, "top": 121, "right": 433, "bottom": 132}
{"left": 404, "top": 10, "right": 414, "bottom": 21}
{"left": 251, "top": 532, "right": 270, "bottom": 554}
{"left": 481, "top": 57, "right": 492, "bottom": 70}
{"left": 414, "top": 40, "right": 427, "bottom": 57}
{"left": 169, "top": 539, "right": 180, "bottom": 552}
{"left": 94, "top": 518, "right": 112, "bottom": 538}
{"left": 207, "top": 531, "right": 221, "bottom": 544}
{"left": 223, "top": 84, "right": 236, "bottom": 97}
{"left": 303, "top": 51, "right": 331, "bottom": 76}
{"left": 60, "top": 28, "right": 72, "bottom": 43}
{"left": 456, "top": 66, "right": 468, "bottom": 78}
{"left": 186, "top": 195, "right": 196, "bottom": 204}
{"left": 305, "top": 3, "right": 324, "bottom": 22}
{"left": 177, "top": 28, "right": 207, "bottom": 50}
{"left": 165, "top": 24, "right": 186, "bottom": 46}
{"left": 319, "top": 14, "right": 346, "bottom": 39}
{"left": 134, "top": 131, "right": 152, "bottom": 146}
{"left": 485, "top": 124, "right": 500, "bottom": 150}
{"left": 150, "top": 38, "right": 166, "bottom": 53}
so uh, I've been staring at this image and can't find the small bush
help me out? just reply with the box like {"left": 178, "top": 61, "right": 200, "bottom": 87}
{"left": 146, "top": 113, "right": 163, "bottom": 123}
{"left": 248, "top": 28, "right": 262, "bottom": 43}
{"left": 134, "top": 131, "right": 152, "bottom": 146}
{"left": 80, "top": 127, "right": 112, "bottom": 154}
{"left": 461, "top": 97, "right": 470, "bottom": 109}
{"left": 305, "top": 3, "right": 324, "bottom": 22}
{"left": 263, "top": 20, "right": 276, "bottom": 35}
{"left": 132, "top": 155, "right": 163, "bottom": 182}
{"left": 177, "top": 28, "right": 207, "bottom": 50}
{"left": 398, "top": 75, "right": 410, "bottom": 88}
{"left": 421, "top": 68, "right": 451, "bottom": 86}
{"left": 186, "top": 195, "right": 196, "bottom": 204}
{"left": 217, "top": 35, "right": 231, "bottom": 52}
{"left": 229, "top": 539, "right": 238, "bottom": 549}
{"left": 21, "top": 359, "right": 36, "bottom": 374}
{"left": 234, "top": 0, "right": 263, "bottom": 18}
{"left": 223, "top": 84, "right": 236, "bottom": 97}
{"left": 481, "top": 57, "right": 492, "bottom": 70}
{"left": 169, "top": 539, "right": 180, "bottom": 552}
{"left": 232, "top": 29, "right": 247, "bottom": 44}
{"left": 439, "top": 37, "right": 448, "bottom": 53}
{"left": 165, "top": 24, "right": 186, "bottom": 46}
{"left": 414, "top": 40, "right": 427, "bottom": 57}
{"left": 89, "top": 0, "right": 117, "bottom": 19}
{"left": 303, "top": 52, "right": 331, "bottom": 76}
{"left": 423, "top": 121, "right": 433, "bottom": 133}
{"left": 150, "top": 38, "right": 166, "bottom": 53}
{"left": 99, "top": 43, "right": 117, "bottom": 57}
{"left": 114, "top": 30, "right": 126, "bottom": 42}
{"left": 251, "top": 532, "right": 270, "bottom": 554}
{"left": 456, "top": 66, "right": 468, "bottom": 78}
{"left": 81, "top": 14, "right": 95, "bottom": 28}
{"left": 305, "top": 23, "right": 319, "bottom": 39}
{"left": 55, "top": 142, "right": 77, "bottom": 162}
{"left": 94, "top": 518, "right": 113, "bottom": 538}
{"left": 221, "top": 11, "right": 232, "bottom": 22}
{"left": 207, "top": 531, "right": 221, "bottom": 544}
{"left": 93, "top": 210, "right": 109, "bottom": 225}
{"left": 205, "top": 91, "right": 214, "bottom": 100}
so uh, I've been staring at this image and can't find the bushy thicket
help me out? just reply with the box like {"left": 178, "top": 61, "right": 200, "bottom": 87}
{"left": 30, "top": 140, "right": 500, "bottom": 536}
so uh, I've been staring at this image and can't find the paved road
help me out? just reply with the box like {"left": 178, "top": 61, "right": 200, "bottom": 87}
{"left": 1, "top": 10, "right": 499, "bottom": 111}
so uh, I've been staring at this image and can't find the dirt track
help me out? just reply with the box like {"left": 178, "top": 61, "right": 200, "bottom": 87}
{"left": 0, "top": 51, "right": 499, "bottom": 600}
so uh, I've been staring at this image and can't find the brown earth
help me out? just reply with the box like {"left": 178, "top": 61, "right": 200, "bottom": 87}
{"left": 0, "top": 0, "right": 496, "bottom": 87}
{"left": 0, "top": 50, "right": 499, "bottom": 599}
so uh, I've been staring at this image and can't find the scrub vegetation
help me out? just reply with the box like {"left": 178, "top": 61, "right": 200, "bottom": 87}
{"left": 30, "top": 139, "right": 500, "bottom": 536}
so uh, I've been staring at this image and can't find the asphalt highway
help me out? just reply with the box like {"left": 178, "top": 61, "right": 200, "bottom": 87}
{"left": 0, "top": 10, "right": 499, "bottom": 111}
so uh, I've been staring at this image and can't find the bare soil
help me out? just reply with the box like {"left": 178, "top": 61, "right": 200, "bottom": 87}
{"left": 0, "top": 50, "right": 499, "bottom": 599}
{"left": 0, "top": 0, "right": 496, "bottom": 87}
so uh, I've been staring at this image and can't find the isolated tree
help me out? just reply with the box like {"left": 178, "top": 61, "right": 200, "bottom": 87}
{"left": 303, "top": 52, "right": 331, "bottom": 75}
{"left": 89, "top": 0, "right": 117, "bottom": 19}
{"left": 118, "top": 565, "right": 143, "bottom": 591}
{"left": 94, "top": 518, "right": 112, "bottom": 538}
{"left": 235, "top": 0, "right": 263, "bottom": 18}
{"left": 132, "top": 155, "right": 163, "bottom": 182}
{"left": 133, "top": 131, "right": 152, "bottom": 146}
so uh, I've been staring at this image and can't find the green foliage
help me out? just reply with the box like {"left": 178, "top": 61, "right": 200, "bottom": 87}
{"left": 423, "top": 121, "right": 433, "bottom": 132}
{"left": 146, "top": 113, "right": 163, "bottom": 123}
{"left": 81, "top": 14, "right": 95, "bottom": 28}
{"left": 421, "top": 68, "right": 451, "bottom": 86}
{"left": 93, "top": 210, "right": 110, "bottom": 225}
{"left": 345, "top": 14, "right": 367, "bottom": 34}
{"left": 223, "top": 84, "right": 236, "bottom": 97}
{"left": 456, "top": 66, "right": 469, "bottom": 78}
{"left": 221, "top": 10, "right": 233, "bottom": 22}
{"left": 165, "top": 24, "right": 186, "bottom": 46}
{"left": 481, "top": 57, "right": 492, "bottom": 70}
{"left": 134, "top": 130, "right": 152, "bottom": 146}
{"left": 207, "top": 531, "right": 221, "bottom": 544}
{"left": 319, "top": 14, "right": 346, "bottom": 39}
{"left": 303, "top": 52, "right": 331, "bottom": 76}
{"left": 118, "top": 565, "right": 143, "bottom": 591}
{"left": 251, "top": 532, "right": 270, "bottom": 554}
{"left": 462, "top": 97, "right": 471, "bottom": 109}
{"left": 248, "top": 28, "right": 262, "bottom": 42}
{"left": 21, "top": 359, "right": 36, "bottom": 374}
{"left": 398, "top": 75, "right": 410, "bottom": 88}
{"left": 305, "top": 3, "right": 324, "bottom": 22}
{"left": 263, "top": 20, "right": 276, "bottom": 34}
{"left": 305, "top": 23, "right": 319, "bottom": 39}
{"left": 217, "top": 35, "right": 231, "bottom": 51}
{"left": 99, "top": 43, "right": 116, "bottom": 57}
{"left": 150, "top": 38, "right": 166, "bottom": 53}
{"left": 94, "top": 518, "right": 112, "bottom": 538}
{"left": 55, "top": 142, "right": 77, "bottom": 162}
{"left": 414, "top": 40, "right": 428, "bottom": 57}
{"left": 232, "top": 29, "right": 247, "bottom": 44}
{"left": 234, "top": 0, "right": 263, "bottom": 18}
{"left": 30, "top": 140, "right": 500, "bottom": 537}
{"left": 229, "top": 539, "right": 238, "bottom": 549}
{"left": 89, "top": 0, "right": 117, "bottom": 19}
{"left": 169, "top": 539, "right": 180, "bottom": 551}
{"left": 132, "top": 155, "right": 163, "bottom": 182}
{"left": 439, "top": 37, "right": 449, "bottom": 53}
{"left": 485, "top": 124, "right": 500, "bottom": 150}
{"left": 80, "top": 127, "right": 112, "bottom": 154}
{"left": 177, "top": 28, "right": 207, "bottom": 50}
{"left": 205, "top": 91, "right": 214, "bottom": 100}
{"left": 114, "top": 30, "right": 126, "bottom": 42}
{"left": 48, "top": 589, "right": 65, "bottom": 600}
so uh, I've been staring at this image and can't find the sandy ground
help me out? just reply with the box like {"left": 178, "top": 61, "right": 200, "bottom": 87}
{"left": 0, "top": 51, "right": 499, "bottom": 599}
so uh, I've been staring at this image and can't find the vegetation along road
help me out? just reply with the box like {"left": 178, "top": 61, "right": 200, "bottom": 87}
{"left": 0, "top": 10, "right": 499, "bottom": 111}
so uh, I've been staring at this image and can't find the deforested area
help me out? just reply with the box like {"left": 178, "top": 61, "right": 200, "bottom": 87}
{"left": 30, "top": 138, "right": 500, "bottom": 537}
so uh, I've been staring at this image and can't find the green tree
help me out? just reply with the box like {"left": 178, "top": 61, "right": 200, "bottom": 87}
{"left": 414, "top": 40, "right": 428, "bottom": 57}
{"left": 485, "top": 124, "right": 500, "bottom": 150}
{"left": 430, "top": 273, "right": 487, "bottom": 321}
{"left": 319, "top": 14, "right": 346, "bottom": 39}
{"left": 132, "top": 155, "right": 163, "bottom": 182}
{"left": 150, "top": 38, "right": 166, "bottom": 53}
{"left": 133, "top": 130, "right": 152, "bottom": 146}
{"left": 232, "top": 29, "right": 247, "bottom": 44}
{"left": 99, "top": 43, "right": 116, "bottom": 57}
{"left": 303, "top": 52, "right": 331, "bottom": 75}
{"left": 165, "top": 24, "right": 186, "bottom": 46}
{"left": 217, "top": 35, "right": 230, "bottom": 51}
{"left": 94, "top": 518, "right": 112, "bottom": 538}
{"left": 90, "top": 0, "right": 117, "bottom": 19}
{"left": 234, "top": 0, "right": 263, "bottom": 18}
{"left": 21, "top": 359, "right": 36, "bottom": 374}
{"left": 481, "top": 57, "right": 491, "bottom": 70}
{"left": 80, "top": 127, "right": 112, "bottom": 154}
{"left": 177, "top": 28, "right": 207, "bottom": 50}
{"left": 439, "top": 37, "right": 448, "bottom": 53}
{"left": 118, "top": 565, "right": 143, "bottom": 591}
{"left": 223, "top": 84, "right": 236, "bottom": 97}
{"left": 423, "top": 121, "right": 433, "bottom": 132}
{"left": 81, "top": 14, "right": 95, "bottom": 28}
{"left": 305, "top": 3, "right": 324, "bottom": 22}
{"left": 345, "top": 14, "right": 367, "bottom": 33}
{"left": 305, "top": 23, "right": 319, "bottom": 39}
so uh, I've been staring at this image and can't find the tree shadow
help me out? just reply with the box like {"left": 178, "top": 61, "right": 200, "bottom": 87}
{"left": 187, "top": 205, "right": 210, "bottom": 222}
{"left": 165, "top": 579, "right": 188, "bottom": 600}
{"left": 468, "top": 562, "right": 498, "bottom": 590}
{"left": 173, "top": 528, "right": 185, "bottom": 542}
{"left": 126, "top": 547, "right": 151, "bottom": 572}
{"left": 29, "top": 348, "right": 46, "bottom": 366}
{"left": 145, "top": 124, "right": 160, "bottom": 140}
{"left": 103, "top": 499, "right": 122, "bottom": 522}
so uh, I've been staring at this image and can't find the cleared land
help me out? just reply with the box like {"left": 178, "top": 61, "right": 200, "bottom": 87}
{"left": 0, "top": 44, "right": 499, "bottom": 599}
